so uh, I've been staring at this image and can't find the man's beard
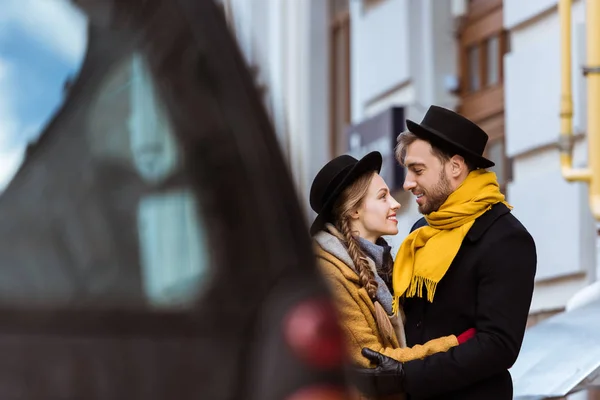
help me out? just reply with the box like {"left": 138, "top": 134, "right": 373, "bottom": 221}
{"left": 418, "top": 169, "right": 452, "bottom": 215}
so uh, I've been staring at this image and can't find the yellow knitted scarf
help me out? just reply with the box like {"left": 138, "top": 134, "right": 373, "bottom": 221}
{"left": 392, "top": 169, "right": 511, "bottom": 312}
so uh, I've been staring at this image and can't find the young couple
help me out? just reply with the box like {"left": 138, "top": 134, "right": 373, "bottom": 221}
{"left": 309, "top": 106, "right": 537, "bottom": 400}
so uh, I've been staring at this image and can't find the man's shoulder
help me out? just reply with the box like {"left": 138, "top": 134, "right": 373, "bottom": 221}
{"left": 473, "top": 204, "right": 536, "bottom": 255}
{"left": 410, "top": 217, "right": 428, "bottom": 232}
{"left": 487, "top": 204, "right": 532, "bottom": 237}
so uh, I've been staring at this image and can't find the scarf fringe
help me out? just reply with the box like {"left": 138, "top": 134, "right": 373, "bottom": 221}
{"left": 394, "top": 276, "right": 439, "bottom": 308}
{"left": 392, "top": 276, "right": 438, "bottom": 314}
{"left": 408, "top": 276, "right": 438, "bottom": 302}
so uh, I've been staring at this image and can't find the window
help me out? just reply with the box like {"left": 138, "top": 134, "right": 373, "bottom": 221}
{"left": 457, "top": 0, "right": 511, "bottom": 193}
{"left": 486, "top": 36, "right": 500, "bottom": 86}
{"left": 459, "top": 0, "right": 506, "bottom": 96}
{"left": 463, "top": 32, "right": 506, "bottom": 94}
{"left": 330, "top": 0, "right": 351, "bottom": 157}
{"left": 467, "top": 45, "right": 481, "bottom": 92}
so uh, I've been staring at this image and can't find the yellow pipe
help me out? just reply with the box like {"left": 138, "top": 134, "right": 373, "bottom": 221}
{"left": 586, "top": 0, "right": 600, "bottom": 219}
{"left": 559, "top": 0, "right": 591, "bottom": 182}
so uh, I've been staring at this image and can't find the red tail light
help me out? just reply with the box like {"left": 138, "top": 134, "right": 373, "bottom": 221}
{"left": 283, "top": 298, "right": 344, "bottom": 369}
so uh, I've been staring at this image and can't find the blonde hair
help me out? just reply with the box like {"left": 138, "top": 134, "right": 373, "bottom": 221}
{"left": 331, "top": 171, "right": 379, "bottom": 299}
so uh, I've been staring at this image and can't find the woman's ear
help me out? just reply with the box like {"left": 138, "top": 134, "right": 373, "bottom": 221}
{"left": 350, "top": 209, "right": 361, "bottom": 220}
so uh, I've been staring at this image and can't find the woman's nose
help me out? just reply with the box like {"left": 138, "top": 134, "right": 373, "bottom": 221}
{"left": 391, "top": 196, "right": 401, "bottom": 210}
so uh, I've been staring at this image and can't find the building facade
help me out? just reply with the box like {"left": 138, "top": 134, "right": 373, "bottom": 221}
{"left": 503, "top": 0, "right": 597, "bottom": 323}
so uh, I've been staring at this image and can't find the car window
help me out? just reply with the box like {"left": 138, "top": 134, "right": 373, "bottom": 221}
{"left": 0, "top": 2, "right": 348, "bottom": 399}
{"left": 0, "top": 0, "right": 209, "bottom": 309}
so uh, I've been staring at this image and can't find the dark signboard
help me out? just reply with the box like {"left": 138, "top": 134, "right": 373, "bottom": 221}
{"left": 346, "top": 106, "right": 405, "bottom": 191}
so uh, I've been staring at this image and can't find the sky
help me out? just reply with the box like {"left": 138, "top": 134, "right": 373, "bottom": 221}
{"left": 0, "top": 0, "right": 88, "bottom": 190}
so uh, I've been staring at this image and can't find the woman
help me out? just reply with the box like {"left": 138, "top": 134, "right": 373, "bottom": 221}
{"left": 309, "top": 152, "right": 473, "bottom": 381}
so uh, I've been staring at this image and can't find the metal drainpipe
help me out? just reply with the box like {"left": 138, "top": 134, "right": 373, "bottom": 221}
{"left": 559, "top": 0, "right": 591, "bottom": 182}
{"left": 585, "top": 0, "right": 600, "bottom": 220}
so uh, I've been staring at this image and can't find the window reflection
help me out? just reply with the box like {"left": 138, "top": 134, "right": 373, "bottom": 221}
{"left": 86, "top": 51, "right": 210, "bottom": 308}
{"left": 128, "top": 55, "right": 179, "bottom": 184}
{"left": 138, "top": 190, "right": 207, "bottom": 307}
{"left": 125, "top": 54, "right": 208, "bottom": 307}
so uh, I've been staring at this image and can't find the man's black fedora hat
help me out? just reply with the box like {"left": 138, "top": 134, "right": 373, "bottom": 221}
{"left": 309, "top": 151, "right": 382, "bottom": 235}
{"left": 405, "top": 105, "right": 495, "bottom": 168}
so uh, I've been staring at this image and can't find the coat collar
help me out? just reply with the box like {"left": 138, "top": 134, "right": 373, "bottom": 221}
{"left": 465, "top": 202, "right": 511, "bottom": 242}
{"left": 313, "top": 230, "right": 395, "bottom": 314}
{"left": 313, "top": 231, "right": 360, "bottom": 284}
{"left": 313, "top": 244, "right": 360, "bottom": 283}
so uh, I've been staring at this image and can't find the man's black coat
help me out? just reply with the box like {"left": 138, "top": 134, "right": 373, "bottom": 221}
{"left": 402, "top": 203, "right": 537, "bottom": 399}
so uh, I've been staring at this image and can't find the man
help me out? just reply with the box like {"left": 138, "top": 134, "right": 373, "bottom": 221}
{"left": 351, "top": 105, "right": 537, "bottom": 399}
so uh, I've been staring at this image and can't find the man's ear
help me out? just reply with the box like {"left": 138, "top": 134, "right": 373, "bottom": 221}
{"left": 449, "top": 155, "right": 467, "bottom": 177}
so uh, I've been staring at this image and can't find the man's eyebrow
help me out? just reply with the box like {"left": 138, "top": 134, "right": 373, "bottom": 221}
{"left": 406, "top": 162, "right": 426, "bottom": 169}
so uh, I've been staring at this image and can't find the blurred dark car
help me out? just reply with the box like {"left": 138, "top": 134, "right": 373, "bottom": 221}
{"left": 0, "top": 0, "right": 349, "bottom": 399}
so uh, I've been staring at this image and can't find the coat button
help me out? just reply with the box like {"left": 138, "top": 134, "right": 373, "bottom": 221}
{"left": 416, "top": 321, "right": 422, "bottom": 328}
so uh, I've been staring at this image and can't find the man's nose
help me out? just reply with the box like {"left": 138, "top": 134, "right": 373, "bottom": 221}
{"left": 403, "top": 177, "right": 416, "bottom": 191}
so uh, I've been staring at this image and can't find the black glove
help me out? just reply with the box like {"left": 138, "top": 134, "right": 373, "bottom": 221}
{"left": 348, "top": 348, "right": 406, "bottom": 397}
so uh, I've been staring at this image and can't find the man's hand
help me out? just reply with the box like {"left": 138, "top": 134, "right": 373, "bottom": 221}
{"left": 348, "top": 348, "right": 406, "bottom": 397}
